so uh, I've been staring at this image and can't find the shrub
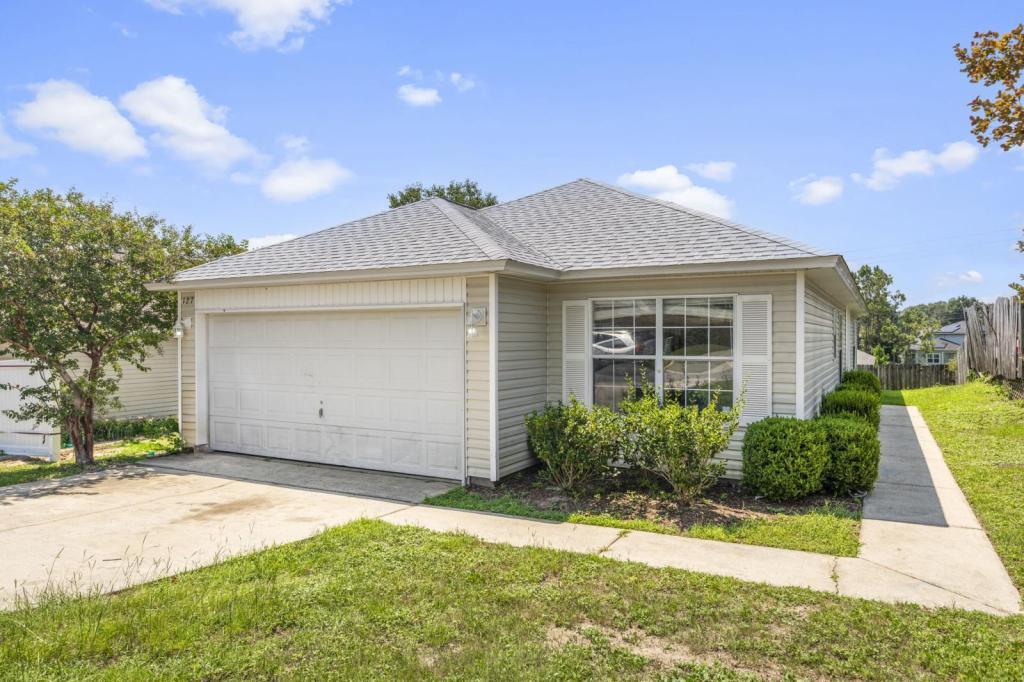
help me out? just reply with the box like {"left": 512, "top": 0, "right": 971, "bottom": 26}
{"left": 742, "top": 417, "right": 828, "bottom": 500}
{"left": 618, "top": 383, "right": 741, "bottom": 505}
{"left": 839, "top": 369, "right": 882, "bottom": 396}
{"left": 525, "top": 397, "right": 617, "bottom": 496}
{"left": 817, "top": 415, "right": 881, "bottom": 495}
{"left": 91, "top": 417, "right": 179, "bottom": 443}
{"left": 821, "top": 388, "right": 881, "bottom": 429}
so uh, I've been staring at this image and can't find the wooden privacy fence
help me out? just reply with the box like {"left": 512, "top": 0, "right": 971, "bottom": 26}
{"left": 856, "top": 363, "right": 958, "bottom": 390}
{"left": 963, "top": 298, "right": 1022, "bottom": 380}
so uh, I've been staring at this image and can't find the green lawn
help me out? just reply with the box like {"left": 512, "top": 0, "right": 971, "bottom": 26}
{"left": 0, "top": 436, "right": 179, "bottom": 488}
{"left": 425, "top": 488, "right": 861, "bottom": 556}
{"left": 2, "top": 520, "right": 1021, "bottom": 680}
{"left": 883, "top": 381, "right": 1024, "bottom": 588}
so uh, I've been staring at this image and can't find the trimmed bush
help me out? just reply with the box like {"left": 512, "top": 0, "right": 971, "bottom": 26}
{"left": 821, "top": 388, "right": 881, "bottom": 429}
{"left": 839, "top": 369, "right": 882, "bottom": 396}
{"left": 742, "top": 417, "right": 828, "bottom": 500}
{"left": 525, "top": 397, "right": 618, "bottom": 496}
{"left": 817, "top": 415, "right": 881, "bottom": 495}
{"left": 619, "top": 383, "right": 741, "bottom": 505}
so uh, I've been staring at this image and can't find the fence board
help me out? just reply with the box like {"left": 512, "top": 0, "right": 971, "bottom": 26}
{"left": 856, "top": 363, "right": 957, "bottom": 390}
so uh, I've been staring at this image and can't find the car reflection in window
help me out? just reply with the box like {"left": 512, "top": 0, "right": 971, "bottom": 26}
{"left": 592, "top": 330, "right": 637, "bottom": 355}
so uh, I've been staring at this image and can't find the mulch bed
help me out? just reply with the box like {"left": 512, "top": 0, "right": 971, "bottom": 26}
{"left": 472, "top": 468, "right": 860, "bottom": 530}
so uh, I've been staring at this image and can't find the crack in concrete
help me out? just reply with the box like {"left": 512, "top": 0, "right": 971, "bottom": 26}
{"left": 857, "top": 556, "right": 1011, "bottom": 615}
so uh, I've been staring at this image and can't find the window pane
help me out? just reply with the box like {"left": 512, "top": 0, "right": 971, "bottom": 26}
{"left": 592, "top": 329, "right": 637, "bottom": 356}
{"left": 708, "top": 298, "right": 733, "bottom": 326}
{"left": 685, "top": 298, "right": 709, "bottom": 326}
{"left": 663, "top": 328, "right": 685, "bottom": 355}
{"left": 635, "top": 299, "right": 657, "bottom": 327}
{"left": 685, "top": 328, "right": 709, "bottom": 356}
{"left": 593, "top": 358, "right": 615, "bottom": 408}
{"left": 687, "top": 390, "right": 709, "bottom": 409}
{"left": 714, "top": 391, "right": 733, "bottom": 409}
{"left": 709, "top": 360, "right": 734, "bottom": 391}
{"left": 708, "top": 328, "right": 732, "bottom": 357}
{"left": 663, "top": 299, "right": 686, "bottom": 327}
{"left": 613, "top": 299, "right": 635, "bottom": 328}
{"left": 593, "top": 300, "right": 614, "bottom": 329}
{"left": 685, "top": 360, "right": 710, "bottom": 389}
{"left": 663, "top": 359, "right": 685, "bottom": 390}
{"left": 634, "top": 328, "right": 656, "bottom": 355}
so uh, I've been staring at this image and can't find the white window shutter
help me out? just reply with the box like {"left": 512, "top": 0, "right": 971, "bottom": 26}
{"left": 737, "top": 294, "right": 772, "bottom": 425}
{"left": 562, "top": 300, "right": 591, "bottom": 404}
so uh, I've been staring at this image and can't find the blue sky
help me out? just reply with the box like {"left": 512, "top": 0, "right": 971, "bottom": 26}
{"left": 1, "top": 1, "right": 1021, "bottom": 304}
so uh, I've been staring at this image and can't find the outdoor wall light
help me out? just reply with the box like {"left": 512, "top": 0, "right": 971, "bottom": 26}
{"left": 466, "top": 305, "right": 487, "bottom": 340}
{"left": 172, "top": 317, "right": 192, "bottom": 339}
{"left": 466, "top": 326, "right": 479, "bottom": 339}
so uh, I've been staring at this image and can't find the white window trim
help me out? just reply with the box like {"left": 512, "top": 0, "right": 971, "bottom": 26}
{"left": 587, "top": 294, "right": 739, "bottom": 408}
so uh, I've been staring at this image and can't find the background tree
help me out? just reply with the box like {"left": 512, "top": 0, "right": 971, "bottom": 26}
{"left": 853, "top": 265, "right": 937, "bottom": 363}
{"left": 387, "top": 179, "right": 498, "bottom": 209}
{"left": 1013, "top": 228, "right": 1024, "bottom": 297}
{"left": 0, "top": 181, "right": 245, "bottom": 465}
{"left": 955, "top": 24, "right": 1024, "bottom": 150}
{"left": 904, "top": 295, "right": 982, "bottom": 326}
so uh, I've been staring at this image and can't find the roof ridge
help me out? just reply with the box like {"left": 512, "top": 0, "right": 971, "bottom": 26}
{"left": 429, "top": 197, "right": 507, "bottom": 260}
{"left": 478, "top": 178, "right": 589, "bottom": 213}
{"left": 450, "top": 201, "right": 565, "bottom": 269}
{"left": 577, "top": 177, "right": 831, "bottom": 258}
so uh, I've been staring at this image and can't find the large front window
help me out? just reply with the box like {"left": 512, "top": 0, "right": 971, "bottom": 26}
{"left": 592, "top": 297, "right": 735, "bottom": 410}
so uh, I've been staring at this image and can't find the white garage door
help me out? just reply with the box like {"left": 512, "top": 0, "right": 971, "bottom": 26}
{"left": 207, "top": 309, "right": 464, "bottom": 479}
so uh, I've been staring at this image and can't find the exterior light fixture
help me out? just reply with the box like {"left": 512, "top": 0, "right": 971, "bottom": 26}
{"left": 466, "top": 305, "right": 487, "bottom": 340}
{"left": 172, "top": 317, "right": 192, "bottom": 339}
{"left": 466, "top": 326, "right": 479, "bottom": 339}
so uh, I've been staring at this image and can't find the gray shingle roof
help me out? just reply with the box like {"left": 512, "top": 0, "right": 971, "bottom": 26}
{"left": 172, "top": 178, "right": 834, "bottom": 283}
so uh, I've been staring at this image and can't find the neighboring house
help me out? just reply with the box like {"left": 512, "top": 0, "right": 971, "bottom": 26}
{"left": 0, "top": 340, "right": 178, "bottom": 459}
{"left": 906, "top": 321, "right": 966, "bottom": 365}
{"left": 856, "top": 349, "right": 876, "bottom": 366}
{"left": 152, "top": 178, "right": 864, "bottom": 484}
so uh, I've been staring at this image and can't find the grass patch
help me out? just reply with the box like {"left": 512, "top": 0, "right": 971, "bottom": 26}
{"left": 424, "top": 487, "right": 860, "bottom": 555}
{"left": 0, "top": 436, "right": 180, "bottom": 488}
{"left": 887, "top": 381, "right": 1024, "bottom": 587}
{"left": 2, "top": 520, "right": 1021, "bottom": 680}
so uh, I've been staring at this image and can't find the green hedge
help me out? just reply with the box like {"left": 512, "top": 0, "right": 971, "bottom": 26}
{"left": 93, "top": 417, "right": 179, "bottom": 442}
{"left": 742, "top": 418, "right": 828, "bottom": 500}
{"left": 839, "top": 369, "right": 882, "bottom": 396}
{"left": 817, "top": 415, "right": 881, "bottom": 495}
{"left": 821, "top": 388, "right": 881, "bottom": 429}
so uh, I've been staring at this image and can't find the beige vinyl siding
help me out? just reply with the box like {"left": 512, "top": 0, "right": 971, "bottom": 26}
{"left": 804, "top": 284, "right": 842, "bottom": 416}
{"left": 465, "top": 276, "right": 492, "bottom": 479}
{"left": 102, "top": 339, "right": 178, "bottom": 419}
{"left": 180, "top": 292, "right": 198, "bottom": 446}
{"left": 195, "top": 277, "right": 465, "bottom": 312}
{"left": 495, "top": 275, "right": 547, "bottom": 478}
{"left": 546, "top": 273, "right": 796, "bottom": 479}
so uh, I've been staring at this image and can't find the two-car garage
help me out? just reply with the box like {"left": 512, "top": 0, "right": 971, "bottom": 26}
{"left": 205, "top": 308, "right": 466, "bottom": 480}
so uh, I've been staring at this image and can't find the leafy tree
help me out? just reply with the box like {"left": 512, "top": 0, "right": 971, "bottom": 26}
{"left": 1013, "top": 228, "right": 1024, "bottom": 297}
{"left": 0, "top": 181, "right": 245, "bottom": 464}
{"left": 904, "top": 295, "right": 982, "bottom": 326}
{"left": 853, "top": 265, "right": 937, "bottom": 362}
{"left": 954, "top": 24, "right": 1024, "bottom": 150}
{"left": 387, "top": 179, "right": 498, "bottom": 209}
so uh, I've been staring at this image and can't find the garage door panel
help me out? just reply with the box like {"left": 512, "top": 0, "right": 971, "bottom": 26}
{"left": 208, "top": 310, "right": 464, "bottom": 478}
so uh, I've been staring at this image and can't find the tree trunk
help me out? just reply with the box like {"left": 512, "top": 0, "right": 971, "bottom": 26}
{"left": 66, "top": 412, "right": 95, "bottom": 465}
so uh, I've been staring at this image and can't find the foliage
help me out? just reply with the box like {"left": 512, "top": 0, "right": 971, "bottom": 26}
{"left": 821, "top": 388, "right": 881, "bottom": 429}
{"left": 92, "top": 417, "right": 179, "bottom": 443}
{"left": 816, "top": 416, "right": 881, "bottom": 495}
{"left": 904, "top": 295, "right": 980, "bottom": 326}
{"left": 853, "top": 264, "right": 937, "bottom": 361}
{"left": 525, "top": 397, "right": 617, "bottom": 495}
{"left": 954, "top": 24, "right": 1024, "bottom": 150}
{"left": 0, "top": 180, "right": 244, "bottom": 464}
{"left": 617, "top": 383, "right": 740, "bottom": 504}
{"left": 839, "top": 369, "right": 882, "bottom": 396}
{"left": 1015, "top": 228, "right": 1024, "bottom": 297}
{"left": 387, "top": 179, "right": 498, "bottom": 209}
{"left": 742, "top": 418, "right": 828, "bottom": 501}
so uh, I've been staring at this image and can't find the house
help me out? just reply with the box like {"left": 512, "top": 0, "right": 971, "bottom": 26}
{"left": 150, "top": 179, "right": 864, "bottom": 484}
{"left": 907, "top": 321, "right": 965, "bottom": 365}
{"left": 0, "top": 341, "right": 178, "bottom": 459}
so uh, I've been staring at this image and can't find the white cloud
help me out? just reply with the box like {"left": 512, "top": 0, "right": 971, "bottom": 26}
{"left": 397, "top": 65, "right": 422, "bottom": 79}
{"left": 450, "top": 72, "right": 476, "bottom": 92}
{"left": 0, "top": 115, "right": 35, "bottom": 159}
{"left": 617, "top": 165, "right": 734, "bottom": 219}
{"left": 936, "top": 270, "right": 984, "bottom": 287}
{"left": 397, "top": 84, "right": 441, "bottom": 107}
{"left": 146, "top": 0, "right": 346, "bottom": 51}
{"left": 13, "top": 80, "right": 146, "bottom": 161}
{"left": 248, "top": 233, "right": 297, "bottom": 249}
{"left": 790, "top": 174, "right": 843, "bottom": 205}
{"left": 260, "top": 157, "right": 352, "bottom": 201}
{"left": 278, "top": 133, "right": 310, "bottom": 155}
{"left": 120, "top": 75, "right": 259, "bottom": 172}
{"left": 852, "top": 141, "right": 980, "bottom": 191}
{"left": 685, "top": 160, "right": 735, "bottom": 182}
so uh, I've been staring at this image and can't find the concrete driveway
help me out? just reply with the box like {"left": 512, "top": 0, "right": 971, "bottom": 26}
{"left": 0, "top": 455, "right": 455, "bottom": 609}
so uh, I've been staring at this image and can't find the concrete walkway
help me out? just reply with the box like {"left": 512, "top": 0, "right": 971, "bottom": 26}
{"left": 2, "top": 406, "right": 1018, "bottom": 614}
